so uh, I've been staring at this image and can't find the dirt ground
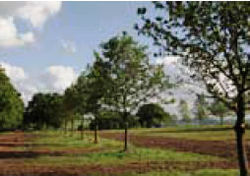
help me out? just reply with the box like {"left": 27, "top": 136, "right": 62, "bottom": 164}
{"left": 100, "top": 131, "right": 249, "bottom": 161}
{"left": 0, "top": 131, "right": 241, "bottom": 176}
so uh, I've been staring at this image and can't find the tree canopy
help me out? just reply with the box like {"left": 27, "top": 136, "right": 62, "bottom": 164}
{"left": 137, "top": 103, "right": 172, "bottom": 128}
{"left": 0, "top": 67, "right": 24, "bottom": 130}
{"left": 93, "top": 33, "right": 168, "bottom": 150}
{"left": 136, "top": 2, "right": 250, "bottom": 175}
{"left": 24, "top": 93, "right": 64, "bottom": 129}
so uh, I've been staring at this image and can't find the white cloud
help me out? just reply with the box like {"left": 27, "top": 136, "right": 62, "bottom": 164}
{"left": 0, "top": 61, "right": 27, "bottom": 81}
{"left": 0, "top": 17, "right": 34, "bottom": 47}
{"left": 61, "top": 40, "right": 77, "bottom": 54}
{"left": 0, "top": 62, "right": 38, "bottom": 103}
{"left": 153, "top": 56, "right": 207, "bottom": 117}
{"left": 41, "top": 65, "right": 77, "bottom": 93}
{"left": 0, "top": 2, "right": 62, "bottom": 47}
{"left": 0, "top": 62, "right": 78, "bottom": 104}
{"left": 156, "top": 56, "right": 179, "bottom": 65}
{"left": 15, "top": 2, "right": 62, "bottom": 28}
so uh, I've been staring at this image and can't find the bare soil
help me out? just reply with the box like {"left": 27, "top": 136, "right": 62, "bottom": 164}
{"left": 100, "top": 131, "right": 249, "bottom": 161}
{"left": 0, "top": 131, "right": 241, "bottom": 176}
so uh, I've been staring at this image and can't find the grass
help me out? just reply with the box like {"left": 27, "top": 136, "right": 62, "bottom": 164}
{"left": 0, "top": 127, "right": 240, "bottom": 176}
{"left": 32, "top": 130, "right": 122, "bottom": 151}
{"left": 21, "top": 130, "right": 221, "bottom": 166}
{"left": 104, "top": 125, "right": 250, "bottom": 141}
{"left": 23, "top": 147, "right": 221, "bottom": 166}
{"left": 126, "top": 169, "right": 238, "bottom": 176}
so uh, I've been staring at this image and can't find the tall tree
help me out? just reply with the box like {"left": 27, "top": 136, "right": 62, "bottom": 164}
{"left": 137, "top": 103, "right": 172, "bottom": 128}
{"left": 95, "top": 33, "right": 167, "bottom": 151}
{"left": 64, "top": 74, "right": 89, "bottom": 136}
{"left": 178, "top": 99, "right": 191, "bottom": 122}
{"left": 0, "top": 67, "right": 24, "bottom": 130}
{"left": 24, "top": 93, "right": 64, "bottom": 129}
{"left": 137, "top": 2, "right": 250, "bottom": 175}
{"left": 66, "top": 61, "right": 109, "bottom": 143}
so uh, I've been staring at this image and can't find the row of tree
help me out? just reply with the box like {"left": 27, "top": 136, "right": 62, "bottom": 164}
{"left": 21, "top": 34, "right": 170, "bottom": 150}
{"left": 0, "top": 2, "right": 249, "bottom": 175}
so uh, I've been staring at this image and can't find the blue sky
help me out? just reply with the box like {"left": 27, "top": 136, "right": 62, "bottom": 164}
{"left": 1, "top": 2, "right": 154, "bottom": 74}
{"left": 0, "top": 2, "right": 206, "bottom": 116}
{"left": 0, "top": 1, "right": 162, "bottom": 103}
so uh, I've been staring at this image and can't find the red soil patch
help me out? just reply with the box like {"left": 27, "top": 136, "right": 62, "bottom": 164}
{"left": 0, "top": 132, "right": 104, "bottom": 157}
{"left": 100, "top": 132, "right": 249, "bottom": 160}
{"left": 0, "top": 131, "right": 240, "bottom": 175}
{"left": 0, "top": 160, "right": 238, "bottom": 176}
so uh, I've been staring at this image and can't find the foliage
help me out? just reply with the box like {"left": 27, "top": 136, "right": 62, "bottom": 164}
{"left": 23, "top": 93, "right": 64, "bottom": 129}
{"left": 95, "top": 33, "right": 167, "bottom": 122}
{"left": 89, "top": 110, "right": 140, "bottom": 130}
{"left": 209, "top": 99, "right": 229, "bottom": 125}
{"left": 136, "top": 2, "right": 250, "bottom": 174}
{"left": 92, "top": 33, "right": 168, "bottom": 150}
{"left": 136, "top": 1, "right": 249, "bottom": 113}
{"left": 137, "top": 103, "right": 172, "bottom": 127}
{"left": 0, "top": 67, "right": 24, "bottom": 130}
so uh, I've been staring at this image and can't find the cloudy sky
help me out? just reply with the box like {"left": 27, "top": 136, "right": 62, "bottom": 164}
{"left": 0, "top": 2, "right": 205, "bottom": 115}
{"left": 0, "top": 2, "right": 153, "bottom": 102}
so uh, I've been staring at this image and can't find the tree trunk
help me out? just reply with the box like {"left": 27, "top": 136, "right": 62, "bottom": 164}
{"left": 70, "top": 119, "right": 74, "bottom": 136}
{"left": 64, "top": 120, "right": 67, "bottom": 134}
{"left": 234, "top": 94, "right": 248, "bottom": 176}
{"left": 81, "top": 119, "right": 84, "bottom": 140}
{"left": 94, "top": 122, "right": 98, "bottom": 144}
{"left": 124, "top": 121, "right": 128, "bottom": 151}
{"left": 220, "top": 117, "right": 224, "bottom": 126}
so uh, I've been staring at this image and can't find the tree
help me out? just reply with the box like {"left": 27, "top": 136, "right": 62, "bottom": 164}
{"left": 66, "top": 60, "right": 109, "bottom": 143}
{"left": 209, "top": 99, "right": 229, "bottom": 125}
{"left": 64, "top": 75, "right": 88, "bottom": 136}
{"left": 89, "top": 110, "right": 139, "bottom": 130}
{"left": 0, "top": 67, "right": 24, "bottom": 130}
{"left": 24, "top": 93, "right": 64, "bottom": 130}
{"left": 95, "top": 33, "right": 167, "bottom": 151}
{"left": 178, "top": 100, "right": 191, "bottom": 122}
{"left": 194, "top": 94, "right": 209, "bottom": 123}
{"left": 137, "top": 103, "right": 171, "bottom": 128}
{"left": 137, "top": 2, "right": 250, "bottom": 175}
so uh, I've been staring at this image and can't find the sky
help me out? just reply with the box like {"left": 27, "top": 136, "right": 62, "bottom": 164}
{"left": 0, "top": 1, "right": 206, "bottom": 116}
{"left": 0, "top": 2, "right": 155, "bottom": 102}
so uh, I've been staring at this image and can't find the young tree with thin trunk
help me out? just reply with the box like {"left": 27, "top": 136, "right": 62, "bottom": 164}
{"left": 137, "top": 2, "right": 250, "bottom": 175}
{"left": 95, "top": 33, "right": 167, "bottom": 151}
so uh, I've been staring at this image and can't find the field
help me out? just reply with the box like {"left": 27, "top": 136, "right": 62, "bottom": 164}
{"left": 0, "top": 126, "right": 247, "bottom": 176}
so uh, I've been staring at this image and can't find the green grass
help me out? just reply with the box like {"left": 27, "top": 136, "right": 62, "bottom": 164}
{"left": 104, "top": 125, "right": 250, "bottom": 141}
{"left": 1, "top": 129, "right": 239, "bottom": 176}
{"left": 20, "top": 130, "right": 221, "bottom": 166}
{"left": 126, "top": 169, "right": 238, "bottom": 176}
{"left": 23, "top": 147, "right": 221, "bottom": 166}
{"left": 31, "top": 130, "right": 122, "bottom": 151}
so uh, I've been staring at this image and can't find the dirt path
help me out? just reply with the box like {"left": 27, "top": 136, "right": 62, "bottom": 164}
{"left": 100, "top": 132, "right": 249, "bottom": 160}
